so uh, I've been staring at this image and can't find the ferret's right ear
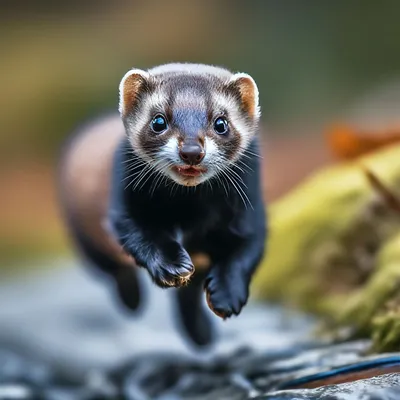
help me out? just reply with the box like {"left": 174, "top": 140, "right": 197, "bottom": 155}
{"left": 119, "top": 69, "right": 150, "bottom": 116}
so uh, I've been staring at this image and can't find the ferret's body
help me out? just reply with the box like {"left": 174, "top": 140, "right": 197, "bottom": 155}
{"left": 60, "top": 115, "right": 123, "bottom": 262}
{"left": 58, "top": 63, "right": 267, "bottom": 346}
{"left": 59, "top": 115, "right": 143, "bottom": 308}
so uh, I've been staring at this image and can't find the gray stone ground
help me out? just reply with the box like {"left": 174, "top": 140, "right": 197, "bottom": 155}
{"left": 0, "top": 259, "right": 313, "bottom": 371}
{"left": 1, "top": 259, "right": 400, "bottom": 399}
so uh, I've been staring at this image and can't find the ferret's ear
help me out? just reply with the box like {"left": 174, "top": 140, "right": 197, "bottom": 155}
{"left": 119, "top": 69, "right": 150, "bottom": 116}
{"left": 228, "top": 73, "right": 260, "bottom": 119}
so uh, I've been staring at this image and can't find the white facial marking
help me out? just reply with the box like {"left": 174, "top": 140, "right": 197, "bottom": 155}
{"left": 160, "top": 137, "right": 179, "bottom": 162}
{"left": 204, "top": 137, "right": 219, "bottom": 161}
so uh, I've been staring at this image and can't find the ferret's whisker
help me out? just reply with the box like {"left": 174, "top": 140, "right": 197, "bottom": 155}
{"left": 137, "top": 160, "right": 165, "bottom": 191}
{"left": 125, "top": 167, "right": 148, "bottom": 190}
{"left": 215, "top": 171, "right": 229, "bottom": 197}
{"left": 231, "top": 163, "right": 246, "bottom": 174}
{"left": 123, "top": 162, "right": 151, "bottom": 189}
{"left": 149, "top": 171, "right": 164, "bottom": 197}
{"left": 236, "top": 159, "right": 253, "bottom": 173}
{"left": 122, "top": 158, "right": 148, "bottom": 171}
{"left": 124, "top": 161, "right": 148, "bottom": 174}
{"left": 229, "top": 171, "right": 253, "bottom": 210}
{"left": 219, "top": 167, "right": 253, "bottom": 210}
{"left": 131, "top": 164, "right": 155, "bottom": 191}
{"left": 225, "top": 165, "right": 248, "bottom": 189}
{"left": 243, "top": 148, "right": 263, "bottom": 159}
{"left": 149, "top": 161, "right": 174, "bottom": 196}
{"left": 206, "top": 178, "right": 214, "bottom": 195}
{"left": 123, "top": 169, "right": 142, "bottom": 185}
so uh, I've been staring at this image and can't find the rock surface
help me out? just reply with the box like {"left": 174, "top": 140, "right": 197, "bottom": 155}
{"left": 0, "top": 260, "right": 400, "bottom": 399}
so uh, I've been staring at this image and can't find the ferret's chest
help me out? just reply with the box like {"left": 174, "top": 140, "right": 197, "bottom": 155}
{"left": 130, "top": 190, "right": 234, "bottom": 234}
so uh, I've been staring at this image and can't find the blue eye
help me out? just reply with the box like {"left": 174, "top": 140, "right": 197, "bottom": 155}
{"left": 214, "top": 117, "right": 228, "bottom": 135}
{"left": 151, "top": 114, "right": 168, "bottom": 133}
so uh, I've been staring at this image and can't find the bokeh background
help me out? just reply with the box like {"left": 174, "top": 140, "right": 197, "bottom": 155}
{"left": 2, "top": 0, "right": 400, "bottom": 270}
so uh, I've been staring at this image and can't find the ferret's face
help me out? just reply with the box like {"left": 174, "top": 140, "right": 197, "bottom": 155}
{"left": 119, "top": 66, "right": 260, "bottom": 187}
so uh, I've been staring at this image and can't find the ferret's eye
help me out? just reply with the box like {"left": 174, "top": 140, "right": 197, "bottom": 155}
{"left": 214, "top": 117, "right": 228, "bottom": 135}
{"left": 150, "top": 114, "right": 168, "bottom": 133}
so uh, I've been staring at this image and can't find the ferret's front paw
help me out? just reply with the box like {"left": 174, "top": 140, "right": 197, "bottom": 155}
{"left": 204, "top": 275, "right": 249, "bottom": 319}
{"left": 149, "top": 259, "right": 195, "bottom": 288}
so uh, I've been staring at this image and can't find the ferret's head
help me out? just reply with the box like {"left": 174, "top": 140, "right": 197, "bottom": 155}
{"left": 119, "top": 63, "right": 260, "bottom": 187}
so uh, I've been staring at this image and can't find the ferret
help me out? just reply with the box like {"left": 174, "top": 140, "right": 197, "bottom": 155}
{"left": 58, "top": 63, "right": 267, "bottom": 346}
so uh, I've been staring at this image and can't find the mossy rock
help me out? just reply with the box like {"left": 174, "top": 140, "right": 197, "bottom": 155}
{"left": 252, "top": 143, "right": 400, "bottom": 351}
{"left": 338, "top": 233, "right": 400, "bottom": 351}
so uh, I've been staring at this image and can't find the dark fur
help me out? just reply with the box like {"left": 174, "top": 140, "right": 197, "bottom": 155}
{"left": 108, "top": 136, "right": 266, "bottom": 345}
{"left": 59, "top": 64, "right": 267, "bottom": 346}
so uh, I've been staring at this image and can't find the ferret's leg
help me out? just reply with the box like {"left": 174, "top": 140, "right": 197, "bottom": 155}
{"left": 204, "top": 207, "right": 266, "bottom": 319}
{"left": 72, "top": 223, "right": 142, "bottom": 311}
{"left": 113, "top": 265, "right": 142, "bottom": 312}
{"left": 175, "top": 269, "right": 214, "bottom": 346}
{"left": 109, "top": 143, "right": 195, "bottom": 288}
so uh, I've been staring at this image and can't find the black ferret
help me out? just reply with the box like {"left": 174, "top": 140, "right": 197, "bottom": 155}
{"left": 58, "top": 63, "right": 267, "bottom": 346}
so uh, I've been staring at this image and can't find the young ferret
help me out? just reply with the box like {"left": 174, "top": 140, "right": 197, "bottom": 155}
{"left": 58, "top": 63, "right": 267, "bottom": 346}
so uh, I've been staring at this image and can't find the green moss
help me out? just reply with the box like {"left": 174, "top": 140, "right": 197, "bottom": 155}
{"left": 253, "top": 162, "right": 371, "bottom": 310}
{"left": 335, "top": 233, "right": 400, "bottom": 350}
{"left": 252, "top": 144, "right": 400, "bottom": 351}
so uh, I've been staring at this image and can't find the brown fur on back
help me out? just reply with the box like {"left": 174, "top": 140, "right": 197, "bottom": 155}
{"left": 59, "top": 114, "right": 133, "bottom": 266}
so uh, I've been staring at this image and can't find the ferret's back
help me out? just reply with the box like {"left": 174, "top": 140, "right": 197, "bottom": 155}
{"left": 58, "top": 114, "right": 131, "bottom": 266}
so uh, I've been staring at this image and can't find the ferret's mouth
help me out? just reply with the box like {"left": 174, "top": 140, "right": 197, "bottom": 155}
{"left": 172, "top": 165, "right": 207, "bottom": 178}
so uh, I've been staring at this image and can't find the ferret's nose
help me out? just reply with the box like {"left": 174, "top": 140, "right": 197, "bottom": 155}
{"left": 179, "top": 144, "right": 205, "bottom": 165}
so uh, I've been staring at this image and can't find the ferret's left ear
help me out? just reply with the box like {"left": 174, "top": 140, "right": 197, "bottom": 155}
{"left": 229, "top": 73, "right": 260, "bottom": 119}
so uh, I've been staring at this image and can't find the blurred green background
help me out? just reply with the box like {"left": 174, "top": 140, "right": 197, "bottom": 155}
{"left": 2, "top": 0, "right": 400, "bottom": 268}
